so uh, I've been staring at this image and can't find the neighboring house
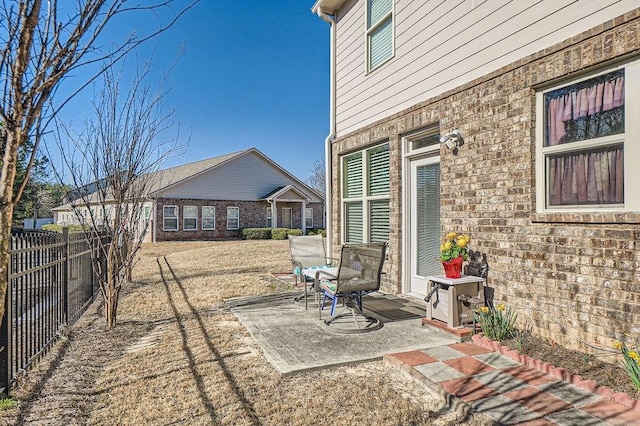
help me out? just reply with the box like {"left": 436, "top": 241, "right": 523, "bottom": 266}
{"left": 52, "top": 148, "right": 325, "bottom": 242}
{"left": 312, "top": 0, "right": 640, "bottom": 351}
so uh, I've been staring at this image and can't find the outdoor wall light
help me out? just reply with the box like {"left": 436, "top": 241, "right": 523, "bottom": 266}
{"left": 440, "top": 130, "right": 464, "bottom": 154}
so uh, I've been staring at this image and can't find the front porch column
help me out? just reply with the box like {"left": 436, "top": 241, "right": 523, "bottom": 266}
{"left": 271, "top": 201, "right": 277, "bottom": 228}
{"left": 301, "top": 201, "right": 307, "bottom": 234}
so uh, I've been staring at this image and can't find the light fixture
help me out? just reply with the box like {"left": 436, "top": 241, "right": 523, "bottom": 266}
{"left": 440, "top": 130, "right": 465, "bottom": 154}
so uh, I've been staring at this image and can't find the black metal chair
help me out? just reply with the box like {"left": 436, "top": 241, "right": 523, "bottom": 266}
{"left": 317, "top": 243, "right": 387, "bottom": 333}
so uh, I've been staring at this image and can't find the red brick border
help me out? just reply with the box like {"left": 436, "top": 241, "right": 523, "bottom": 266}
{"left": 471, "top": 335, "right": 640, "bottom": 413}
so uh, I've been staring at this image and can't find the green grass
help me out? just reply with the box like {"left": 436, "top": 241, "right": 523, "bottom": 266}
{"left": 0, "top": 398, "right": 17, "bottom": 410}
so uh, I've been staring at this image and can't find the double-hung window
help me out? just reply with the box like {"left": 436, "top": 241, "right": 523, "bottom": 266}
{"left": 227, "top": 206, "right": 239, "bottom": 230}
{"left": 163, "top": 205, "right": 178, "bottom": 231}
{"left": 305, "top": 207, "right": 313, "bottom": 228}
{"left": 367, "top": 0, "right": 394, "bottom": 72}
{"left": 342, "top": 143, "right": 390, "bottom": 243}
{"left": 183, "top": 206, "right": 197, "bottom": 230}
{"left": 202, "top": 206, "right": 215, "bottom": 230}
{"left": 266, "top": 207, "right": 273, "bottom": 227}
{"left": 536, "top": 59, "right": 640, "bottom": 212}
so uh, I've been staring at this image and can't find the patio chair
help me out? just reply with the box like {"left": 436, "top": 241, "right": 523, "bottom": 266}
{"left": 318, "top": 242, "right": 387, "bottom": 333}
{"left": 289, "top": 234, "right": 333, "bottom": 309}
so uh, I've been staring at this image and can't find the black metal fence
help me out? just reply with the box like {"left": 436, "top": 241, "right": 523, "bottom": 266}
{"left": 0, "top": 228, "right": 108, "bottom": 394}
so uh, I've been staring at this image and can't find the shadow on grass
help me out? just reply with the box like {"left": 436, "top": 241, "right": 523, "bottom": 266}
{"left": 157, "top": 256, "right": 260, "bottom": 426}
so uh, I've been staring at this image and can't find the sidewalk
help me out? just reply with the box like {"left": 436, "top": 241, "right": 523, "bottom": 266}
{"left": 385, "top": 338, "right": 640, "bottom": 425}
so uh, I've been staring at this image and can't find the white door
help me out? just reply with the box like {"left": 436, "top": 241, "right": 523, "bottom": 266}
{"left": 409, "top": 157, "right": 441, "bottom": 296}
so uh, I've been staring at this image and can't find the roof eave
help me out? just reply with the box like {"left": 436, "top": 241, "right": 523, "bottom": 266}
{"left": 311, "top": 0, "right": 347, "bottom": 14}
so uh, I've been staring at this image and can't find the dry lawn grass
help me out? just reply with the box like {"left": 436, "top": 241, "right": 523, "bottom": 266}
{"left": 0, "top": 240, "right": 488, "bottom": 426}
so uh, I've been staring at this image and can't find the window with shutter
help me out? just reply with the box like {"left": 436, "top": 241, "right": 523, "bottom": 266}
{"left": 342, "top": 143, "right": 390, "bottom": 243}
{"left": 367, "top": 0, "right": 393, "bottom": 72}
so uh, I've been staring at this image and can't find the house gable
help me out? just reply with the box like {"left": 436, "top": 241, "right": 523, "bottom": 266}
{"left": 155, "top": 150, "right": 322, "bottom": 202}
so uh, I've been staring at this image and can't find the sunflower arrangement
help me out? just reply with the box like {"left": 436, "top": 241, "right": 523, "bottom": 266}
{"left": 440, "top": 232, "right": 471, "bottom": 261}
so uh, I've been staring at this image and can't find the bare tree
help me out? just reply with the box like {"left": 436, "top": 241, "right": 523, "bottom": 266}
{"left": 306, "top": 158, "right": 326, "bottom": 197}
{"left": 0, "top": 1, "right": 197, "bottom": 322}
{"left": 55, "top": 63, "right": 181, "bottom": 328}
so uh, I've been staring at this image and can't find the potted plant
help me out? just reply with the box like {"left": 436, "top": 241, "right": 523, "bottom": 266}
{"left": 440, "top": 232, "right": 470, "bottom": 278}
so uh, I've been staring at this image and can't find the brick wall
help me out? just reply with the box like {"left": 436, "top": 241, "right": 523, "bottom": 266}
{"left": 155, "top": 199, "right": 325, "bottom": 241}
{"left": 331, "top": 10, "right": 640, "bottom": 351}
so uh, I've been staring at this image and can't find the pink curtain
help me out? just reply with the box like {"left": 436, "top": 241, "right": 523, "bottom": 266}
{"left": 548, "top": 148, "right": 623, "bottom": 205}
{"left": 547, "top": 76, "right": 624, "bottom": 146}
{"left": 546, "top": 74, "right": 624, "bottom": 205}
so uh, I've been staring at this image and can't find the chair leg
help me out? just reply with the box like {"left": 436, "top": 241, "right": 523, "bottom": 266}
{"left": 330, "top": 295, "right": 339, "bottom": 316}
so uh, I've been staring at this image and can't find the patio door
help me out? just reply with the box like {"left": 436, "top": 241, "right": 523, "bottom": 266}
{"left": 409, "top": 157, "right": 440, "bottom": 296}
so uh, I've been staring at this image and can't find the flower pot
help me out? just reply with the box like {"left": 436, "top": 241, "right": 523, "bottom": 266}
{"left": 442, "top": 256, "right": 463, "bottom": 278}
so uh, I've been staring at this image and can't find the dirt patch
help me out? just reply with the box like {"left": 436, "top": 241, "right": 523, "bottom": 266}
{"left": 500, "top": 332, "right": 640, "bottom": 399}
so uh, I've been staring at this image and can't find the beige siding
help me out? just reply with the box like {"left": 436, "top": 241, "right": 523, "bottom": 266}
{"left": 158, "top": 152, "right": 322, "bottom": 202}
{"left": 334, "top": 0, "right": 639, "bottom": 136}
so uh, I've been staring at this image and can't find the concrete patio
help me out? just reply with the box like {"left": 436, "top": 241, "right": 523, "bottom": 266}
{"left": 226, "top": 291, "right": 459, "bottom": 375}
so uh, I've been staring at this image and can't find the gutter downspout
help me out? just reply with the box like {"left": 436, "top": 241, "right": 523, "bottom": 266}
{"left": 314, "top": 6, "right": 336, "bottom": 259}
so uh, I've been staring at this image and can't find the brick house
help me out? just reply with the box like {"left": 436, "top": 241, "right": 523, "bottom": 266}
{"left": 312, "top": 0, "right": 640, "bottom": 351}
{"left": 53, "top": 148, "right": 325, "bottom": 242}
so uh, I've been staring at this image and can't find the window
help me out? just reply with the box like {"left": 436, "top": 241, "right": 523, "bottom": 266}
{"left": 367, "top": 0, "right": 393, "bottom": 72}
{"left": 266, "top": 207, "right": 273, "bottom": 227}
{"left": 342, "top": 143, "right": 390, "bottom": 243}
{"left": 144, "top": 206, "right": 151, "bottom": 219}
{"left": 536, "top": 59, "right": 640, "bottom": 212}
{"left": 183, "top": 206, "right": 197, "bottom": 230}
{"left": 227, "top": 206, "right": 239, "bottom": 230}
{"left": 305, "top": 207, "right": 313, "bottom": 228}
{"left": 202, "top": 206, "right": 215, "bottom": 230}
{"left": 163, "top": 205, "right": 178, "bottom": 231}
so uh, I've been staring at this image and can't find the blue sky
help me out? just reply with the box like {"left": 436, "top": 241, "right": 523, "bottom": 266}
{"left": 52, "top": 1, "right": 330, "bottom": 182}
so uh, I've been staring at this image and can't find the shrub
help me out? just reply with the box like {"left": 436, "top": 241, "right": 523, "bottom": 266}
{"left": 473, "top": 304, "right": 518, "bottom": 341}
{"left": 240, "top": 228, "right": 272, "bottom": 240}
{"left": 287, "top": 228, "right": 303, "bottom": 237}
{"left": 306, "top": 228, "right": 326, "bottom": 236}
{"left": 42, "top": 224, "right": 88, "bottom": 233}
{"left": 271, "top": 228, "right": 289, "bottom": 240}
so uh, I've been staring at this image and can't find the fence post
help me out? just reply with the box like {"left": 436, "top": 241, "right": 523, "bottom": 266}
{"left": 0, "top": 239, "right": 13, "bottom": 395}
{"left": 62, "top": 227, "right": 69, "bottom": 324}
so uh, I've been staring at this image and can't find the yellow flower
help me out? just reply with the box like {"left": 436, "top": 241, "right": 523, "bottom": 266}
{"left": 440, "top": 244, "right": 445, "bottom": 252}
{"left": 629, "top": 351, "right": 639, "bottom": 361}
{"left": 463, "top": 234, "right": 471, "bottom": 243}
{"left": 457, "top": 238, "right": 468, "bottom": 248}
{"left": 497, "top": 304, "right": 506, "bottom": 311}
{"left": 444, "top": 241, "right": 452, "bottom": 250}
{"left": 480, "top": 306, "right": 489, "bottom": 314}
{"left": 446, "top": 232, "right": 458, "bottom": 240}
{"left": 613, "top": 341, "right": 623, "bottom": 350}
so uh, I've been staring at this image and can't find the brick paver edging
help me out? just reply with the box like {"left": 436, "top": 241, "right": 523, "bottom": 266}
{"left": 471, "top": 334, "right": 640, "bottom": 413}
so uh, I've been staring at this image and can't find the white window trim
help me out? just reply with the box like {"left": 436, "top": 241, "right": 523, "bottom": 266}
{"left": 163, "top": 205, "right": 179, "bottom": 231}
{"left": 341, "top": 142, "right": 390, "bottom": 243}
{"left": 535, "top": 59, "right": 640, "bottom": 214}
{"left": 305, "top": 207, "right": 314, "bottom": 228}
{"left": 227, "top": 206, "right": 240, "bottom": 230}
{"left": 202, "top": 206, "right": 215, "bottom": 230}
{"left": 183, "top": 205, "right": 197, "bottom": 231}
{"left": 266, "top": 207, "right": 272, "bottom": 228}
{"left": 365, "top": 0, "right": 395, "bottom": 73}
